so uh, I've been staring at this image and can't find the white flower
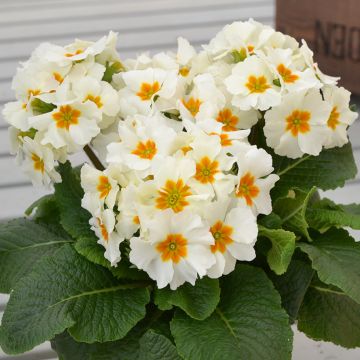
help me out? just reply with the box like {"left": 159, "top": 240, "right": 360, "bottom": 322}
{"left": 81, "top": 163, "right": 120, "bottom": 214}
{"left": 29, "top": 101, "right": 101, "bottom": 150}
{"left": 225, "top": 55, "right": 281, "bottom": 110}
{"left": 3, "top": 101, "right": 32, "bottom": 131}
{"left": 106, "top": 114, "right": 177, "bottom": 177}
{"left": 90, "top": 209, "right": 124, "bottom": 267}
{"left": 202, "top": 200, "right": 258, "bottom": 278}
{"left": 264, "top": 89, "right": 332, "bottom": 158}
{"left": 322, "top": 86, "right": 358, "bottom": 149}
{"left": 22, "top": 137, "right": 61, "bottom": 188}
{"left": 234, "top": 143, "right": 279, "bottom": 215}
{"left": 129, "top": 209, "right": 215, "bottom": 289}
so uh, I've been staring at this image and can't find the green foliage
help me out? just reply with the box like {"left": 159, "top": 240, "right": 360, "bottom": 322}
{"left": 259, "top": 225, "right": 296, "bottom": 275}
{"left": 154, "top": 277, "right": 220, "bottom": 320}
{"left": 0, "top": 218, "right": 72, "bottom": 293}
{"left": 102, "top": 61, "right": 125, "bottom": 83}
{"left": 307, "top": 198, "right": 360, "bottom": 231}
{"left": 298, "top": 280, "right": 360, "bottom": 348}
{"left": 272, "top": 143, "right": 357, "bottom": 197}
{"left": 30, "top": 98, "right": 56, "bottom": 114}
{"left": 171, "top": 265, "right": 293, "bottom": 360}
{"left": 0, "top": 245, "right": 150, "bottom": 354}
{"left": 274, "top": 187, "right": 317, "bottom": 241}
{"left": 298, "top": 228, "right": 360, "bottom": 304}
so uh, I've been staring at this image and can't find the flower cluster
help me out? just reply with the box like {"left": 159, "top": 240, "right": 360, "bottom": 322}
{"left": 4, "top": 19, "right": 357, "bottom": 289}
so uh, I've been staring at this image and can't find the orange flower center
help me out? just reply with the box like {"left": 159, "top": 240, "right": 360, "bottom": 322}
{"left": 181, "top": 145, "right": 192, "bottom": 154}
{"left": 216, "top": 108, "right": 239, "bottom": 131}
{"left": 133, "top": 216, "right": 140, "bottom": 225}
{"left": 136, "top": 81, "right": 160, "bottom": 101}
{"left": 97, "top": 219, "right": 109, "bottom": 243}
{"left": 65, "top": 49, "right": 83, "bottom": 57}
{"left": 277, "top": 64, "right": 299, "bottom": 83}
{"left": 156, "top": 233, "right": 188, "bottom": 263}
{"left": 156, "top": 179, "right": 192, "bottom": 213}
{"left": 246, "top": 75, "right": 270, "bottom": 93}
{"left": 195, "top": 156, "right": 219, "bottom": 184}
{"left": 286, "top": 110, "right": 311, "bottom": 136}
{"left": 131, "top": 139, "right": 157, "bottom": 160}
{"left": 85, "top": 94, "right": 103, "bottom": 108}
{"left": 236, "top": 172, "right": 259, "bottom": 206}
{"left": 210, "top": 221, "right": 234, "bottom": 253}
{"left": 182, "top": 97, "right": 202, "bottom": 116}
{"left": 52, "top": 105, "right": 81, "bottom": 130}
{"left": 97, "top": 176, "right": 112, "bottom": 199}
{"left": 27, "top": 89, "right": 41, "bottom": 100}
{"left": 53, "top": 72, "right": 64, "bottom": 84}
{"left": 327, "top": 106, "right": 340, "bottom": 130}
{"left": 179, "top": 67, "right": 190, "bottom": 77}
{"left": 31, "top": 153, "right": 44, "bottom": 173}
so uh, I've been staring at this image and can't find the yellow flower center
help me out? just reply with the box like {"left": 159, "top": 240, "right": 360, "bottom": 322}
{"left": 179, "top": 67, "right": 190, "bottom": 77}
{"left": 52, "top": 105, "right": 81, "bottom": 130}
{"left": 97, "top": 219, "right": 109, "bottom": 243}
{"left": 65, "top": 49, "right": 83, "bottom": 57}
{"left": 131, "top": 140, "right": 157, "bottom": 160}
{"left": 210, "top": 221, "right": 234, "bottom": 253}
{"left": 85, "top": 94, "right": 103, "bottom": 108}
{"left": 236, "top": 172, "right": 260, "bottom": 206}
{"left": 53, "top": 72, "right": 64, "bottom": 84}
{"left": 27, "top": 89, "right": 41, "bottom": 100}
{"left": 31, "top": 153, "right": 44, "bottom": 173}
{"left": 97, "top": 176, "right": 112, "bottom": 199}
{"left": 156, "top": 234, "right": 188, "bottom": 263}
{"left": 195, "top": 156, "right": 219, "bottom": 184}
{"left": 327, "top": 106, "right": 340, "bottom": 130}
{"left": 216, "top": 108, "right": 239, "bottom": 131}
{"left": 286, "top": 110, "right": 311, "bottom": 136}
{"left": 156, "top": 179, "right": 192, "bottom": 213}
{"left": 136, "top": 81, "right": 160, "bottom": 101}
{"left": 245, "top": 75, "right": 270, "bottom": 93}
{"left": 277, "top": 64, "right": 299, "bottom": 83}
{"left": 182, "top": 97, "right": 202, "bottom": 116}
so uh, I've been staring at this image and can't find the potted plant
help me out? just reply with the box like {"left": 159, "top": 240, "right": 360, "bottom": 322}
{"left": 1, "top": 19, "right": 359, "bottom": 359}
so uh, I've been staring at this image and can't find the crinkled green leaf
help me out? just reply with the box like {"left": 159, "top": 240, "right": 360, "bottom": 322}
{"left": 0, "top": 245, "right": 150, "bottom": 354}
{"left": 259, "top": 225, "right": 296, "bottom": 275}
{"left": 298, "top": 228, "right": 360, "bottom": 304}
{"left": 298, "top": 281, "right": 360, "bottom": 348}
{"left": 270, "top": 259, "right": 314, "bottom": 322}
{"left": 0, "top": 218, "right": 72, "bottom": 293}
{"left": 273, "top": 143, "right": 357, "bottom": 197}
{"left": 154, "top": 277, "right": 220, "bottom": 320}
{"left": 171, "top": 265, "right": 293, "bottom": 360}
{"left": 54, "top": 162, "right": 93, "bottom": 239}
{"left": 138, "top": 330, "right": 180, "bottom": 360}
{"left": 307, "top": 198, "right": 360, "bottom": 231}
{"left": 274, "top": 187, "right": 316, "bottom": 241}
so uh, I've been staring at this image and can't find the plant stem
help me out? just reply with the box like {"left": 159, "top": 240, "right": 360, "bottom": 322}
{"left": 83, "top": 145, "right": 105, "bottom": 171}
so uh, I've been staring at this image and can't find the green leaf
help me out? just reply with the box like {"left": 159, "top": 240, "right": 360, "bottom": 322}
{"left": 259, "top": 225, "right": 296, "bottom": 275}
{"left": 270, "top": 259, "right": 314, "bottom": 322}
{"left": 231, "top": 49, "right": 247, "bottom": 63}
{"left": 75, "top": 236, "right": 148, "bottom": 280}
{"left": 154, "top": 277, "right": 220, "bottom": 320}
{"left": 298, "top": 228, "right": 360, "bottom": 304}
{"left": 0, "top": 245, "right": 150, "bottom": 354}
{"left": 102, "top": 61, "right": 125, "bottom": 83}
{"left": 274, "top": 187, "right": 316, "bottom": 241}
{"left": 171, "top": 264, "right": 293, "bottom": 360}
{"left": 0, "top": 218, "right": 72, "bottom": 293}
{"left": 298, "top": 281, "right": 360, "bottom": 348}
{"left": 138, "top": 330, "right": 180, "bottom": 360}
{"left": 273, "top": 143, "right": 357, "bottom": 197}
{"left": 307, "top": 198, "right": 360, "bottom": 231}
{"left": 30, "top": 98, "right": 56, "bottom": 115}
{"left": 55, "top": 162, "right": 93, "bottom": 239}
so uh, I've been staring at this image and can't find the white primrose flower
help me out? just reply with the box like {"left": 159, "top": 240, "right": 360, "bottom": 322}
{"left": 233, "top": 143, "right": 279, "bottom": 215}
{"left": 90, "top": 208, "right": 124, "bottom": 267}
{"left": 2, "top": 101, "right": 33, "bottom": 131}
{"left": 322, "top": 86, "right": 358, "bottom": 149}
{"left": 202, "top": 200, "right": 258, "bottom": 278}
{"left": 129, "top": 209, "right": 215, "bottom": 289}
{"left": 264, "top": 89, "right": 332, "bottom": 158}
{"left": 176, "top": 37, "right": 197, "bottom": 81}
{"left": 29, "top": 101, "right": 101, "bottom": 151}
{"left": 225, "top": 55, "right": 281, "bottom": 111}
{"left": 106, "top": 114, "right": 177, "bottom": 177}
{"left": 21, "top": 137, "right": 61, "bottom": 188}
{"left": 81, "top": 163, "right": 120, "bottom": 214}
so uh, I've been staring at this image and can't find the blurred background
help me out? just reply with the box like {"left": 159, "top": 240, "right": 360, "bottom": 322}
{"left": 0, "top": 0, "right": 359, "bottom": 359}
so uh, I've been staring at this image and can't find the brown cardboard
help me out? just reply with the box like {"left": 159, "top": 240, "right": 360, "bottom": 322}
{"left": 276, "top": 0, "right": 360, "bottom": 93}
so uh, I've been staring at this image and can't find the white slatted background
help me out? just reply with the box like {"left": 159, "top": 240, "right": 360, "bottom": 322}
{"left": 0, "top": 0, "right": 359, "bottom": 359}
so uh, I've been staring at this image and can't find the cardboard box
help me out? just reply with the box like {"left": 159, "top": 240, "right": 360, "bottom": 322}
{"left": 276, "top": 0, "right": 360, "bottom": 94}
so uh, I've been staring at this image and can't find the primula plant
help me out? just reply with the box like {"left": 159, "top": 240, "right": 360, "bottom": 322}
{"left": 1, "top": 19, "right": 360, "bottom": 359}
